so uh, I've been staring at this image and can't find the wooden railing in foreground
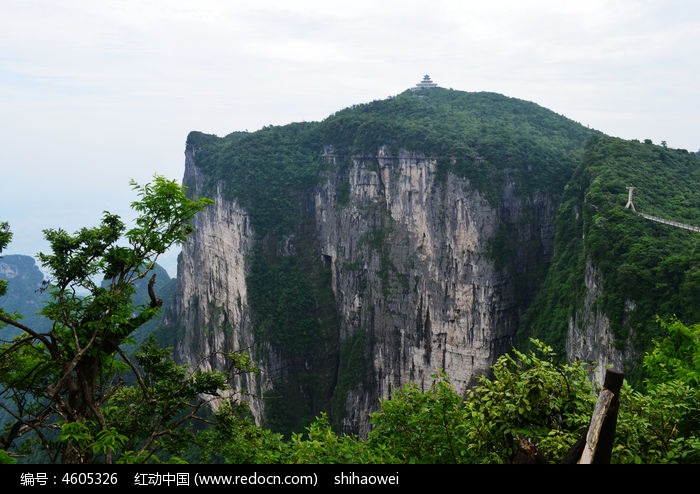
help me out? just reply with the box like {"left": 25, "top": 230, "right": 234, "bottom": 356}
{"left": 514, "top": 368, "right": 624, "bottom": 464}
{"left": 578, "top": 369, "right": 624, "bottom": 464}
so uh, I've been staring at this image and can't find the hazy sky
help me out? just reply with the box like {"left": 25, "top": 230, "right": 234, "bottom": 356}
{"left": 2, "top": 0, "right": 699, "bottom": 277}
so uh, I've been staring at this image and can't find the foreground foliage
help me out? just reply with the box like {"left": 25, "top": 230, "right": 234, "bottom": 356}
{"left": 196, "top": 322, "right": 698, "bottom": 464}
{"left": 282, "top": 325, "right": 698, "bottom": 464}
{"left": 0, "top": 176, "right": 219, "bottom": 463}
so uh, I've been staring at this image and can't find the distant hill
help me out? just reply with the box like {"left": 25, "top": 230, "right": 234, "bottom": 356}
{"left": 0, "top": 254, "right": 175, "bottom": 347}
{"left": 0, "top": 255, "right": 51, "bottom": 338}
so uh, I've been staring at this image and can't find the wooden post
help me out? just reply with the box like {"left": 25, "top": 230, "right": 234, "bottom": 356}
{"left": 579, "top": 369, "right": 624, "bottom": 464}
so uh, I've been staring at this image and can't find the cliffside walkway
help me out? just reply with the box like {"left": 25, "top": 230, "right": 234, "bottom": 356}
{"left": 637, "top": 212, "right": 700, "bottom": 233}
{"left": 625, "top": 186, "right": 699, "bottom": 233}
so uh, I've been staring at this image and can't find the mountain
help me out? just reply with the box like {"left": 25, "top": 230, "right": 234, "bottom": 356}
{"left": 165, "top": 87, "right": 664, "bottom": 437}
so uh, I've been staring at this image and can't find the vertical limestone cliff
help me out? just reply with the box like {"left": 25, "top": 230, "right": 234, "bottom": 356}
{"left": 315, "top": 147, "right": 516, "bottom": 434}
{"left": 170, "top": 141, "right": 558, "bottom": 436}
{"left": 565, "top": 262, "right": 629, "bottom": 384}
{"left": 167, "top": 143, "right": 267, "bottom": 423}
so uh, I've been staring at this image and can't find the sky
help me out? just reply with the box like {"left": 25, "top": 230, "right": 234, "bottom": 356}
{"left": 1, "top": 0, "right": 699, "bottom": 277}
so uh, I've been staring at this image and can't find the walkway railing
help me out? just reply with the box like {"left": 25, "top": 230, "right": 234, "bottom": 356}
{"left": 638, "top": 212, "right": 700, "bottom": 233}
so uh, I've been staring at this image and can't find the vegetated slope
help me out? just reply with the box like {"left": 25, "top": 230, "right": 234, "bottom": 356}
{"left": 188, "top": 87, "right": 598, "bottom": 241}
{"left": 521, "top": 135, "right": 700, "bottom": 384}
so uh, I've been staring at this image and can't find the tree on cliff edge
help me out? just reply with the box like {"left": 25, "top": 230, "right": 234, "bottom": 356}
{"left": 0, "top": 176, "right": 220, "bottom": 464}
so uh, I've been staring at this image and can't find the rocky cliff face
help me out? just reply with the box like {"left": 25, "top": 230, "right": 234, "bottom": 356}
{"left": 565, "top": 262, "right": 629, "bottom": 384}
{"left": 171, "top": 141, "right": 560, "bottom": 436}
{"left": 169, "top": 144, "right": 266, "bottom": 422}
{"left": 316, "top": 147, "right": 528, "bottom": 434}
